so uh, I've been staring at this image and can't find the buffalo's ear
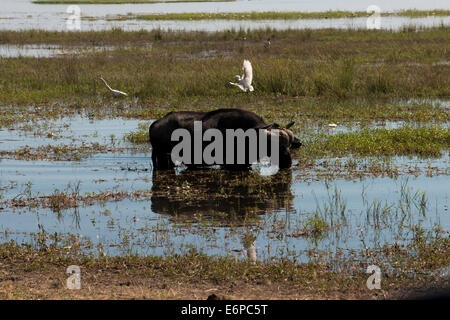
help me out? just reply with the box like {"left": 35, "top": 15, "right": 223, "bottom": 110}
{"left": 285, "top": 121, "right": 295, "bottom": 129}
{"left": 259, "top": 123, "right": 280, "bottom": 130}
{"left": 271, "top": 123, "right": 281, "bottom": 129}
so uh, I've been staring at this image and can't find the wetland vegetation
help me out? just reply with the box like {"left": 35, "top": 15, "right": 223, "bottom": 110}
{"left": 1, "top": 27, "right": 449, "bottom": 125}
{"left": 125, "top": 10, "right": 450, "bottom": 21}
{"left": 0, "top": 230, "right": 448, "bottom": 299}
{"left": 0, "top": 25, "right": 449, "bottom": 299}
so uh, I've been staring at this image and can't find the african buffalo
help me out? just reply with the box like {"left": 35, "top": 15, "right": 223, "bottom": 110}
{"left": 149, "top": 108, "right": 302, "bottom": 169}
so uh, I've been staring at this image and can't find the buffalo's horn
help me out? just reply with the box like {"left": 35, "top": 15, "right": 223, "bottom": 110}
{"left": 285, "top": 121, "right": 295, "bottom": 129}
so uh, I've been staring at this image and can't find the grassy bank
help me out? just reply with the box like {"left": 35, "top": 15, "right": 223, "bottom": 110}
{"left": 5, "top": 54, "right": 448, "bottom": 102}
{"left": 303, "top": 126, "right": 450, "bottom": 158}
{"left": 128, "top": 10, "right": 450, "bottom": 21}
{"left": 0, "top": 28, "right": 448, "bottom": 130}
{"left": 0, "top": 228, "right": 448, "bottom": 299}
{"left": 0, "top": 28, "right": 449, "bottom": 123}
{"left": 2, "top": 27, "right": 449, "bottom": 45}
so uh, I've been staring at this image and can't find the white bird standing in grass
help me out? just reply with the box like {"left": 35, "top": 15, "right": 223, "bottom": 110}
{"left": 100, "top": 77, "right": 128, "bottom": 97}
{"left": 229, "top": 59, "right": 254, "bottom": 92}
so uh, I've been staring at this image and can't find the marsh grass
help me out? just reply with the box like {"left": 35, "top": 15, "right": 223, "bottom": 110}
{"left": 0, "top": 54, "right": 448, "bottom": 122}
{"left": 0, "top": 227, "right": 448, "bottom": 299}
{"left": 3, "top": 186, "right": 153, "bottom": 211}
{"left": 301, "top": 215, "right": 329, "bottom": 239}
{"left": 2, "top": 26, "right": 449, "bottom": 45}
{"left": 127, "top": 125, "right": 450, "bottom": 159}
{"left": 127, "top": 10, "right": 450, "bottom": 21}
{"left": 1, "top": 28, "right": 448, "bottom": 109}
{"left": 0, "top": 142, "right": 129, "bottom": 161}
{"left": 48, "top": 182, "right": 80, "bottom": 213}
{"left": 124, "top": 122, "right": 150, "bottom": 144}
{"left": 301, "top": 126, "right": 450, "bottom": 159}
{"left": 0, "top": 28, "right": 448, "bottom": 130}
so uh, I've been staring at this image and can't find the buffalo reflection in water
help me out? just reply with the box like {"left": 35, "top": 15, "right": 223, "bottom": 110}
{"left": 150, "top": 168, "right": 295, "bottom": 263}
{"left": 150, "top": 169, "right": 294, "bottom": 223}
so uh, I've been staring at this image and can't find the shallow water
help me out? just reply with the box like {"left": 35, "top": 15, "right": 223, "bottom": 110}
{"left": 83, "top": 16, "right": 450, "bottom": 32}
{"left": 0, "top": 115, "right": 144, "bottom": 150}
{"left": 1, "top": 0, "right": 449, "bottom": 31}
{"left": 4, "top": 0, "right": 450, "bottom": 15}
{"left": 0, "top": 44, "right": 116, "bottom": 58}
{"left": 403, "top": 98, "right": 450, "bottom": 110}
{"left": 0, "top": 115, "right": 448, "bottom": 261}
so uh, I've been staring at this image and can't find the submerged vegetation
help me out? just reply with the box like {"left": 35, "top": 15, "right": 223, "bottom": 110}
{"left": 124, "top": 122, "right": 150, "bottom": 144}
{"left": 0, "top": 142, "right": 134, "bottom": 161}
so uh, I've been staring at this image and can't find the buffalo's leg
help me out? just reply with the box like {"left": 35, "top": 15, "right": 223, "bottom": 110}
{"left": 155, "top": 152, "right": 174, "bottom": 170}
{"left": 152, "top": 149, "right": 159, "bottom": 168}
{"left": 152, "top": 149, "right": 172, "bottom": 170}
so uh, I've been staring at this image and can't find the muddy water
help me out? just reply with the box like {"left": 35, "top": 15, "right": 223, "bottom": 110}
{"left": 0, "top": 116, "right": 448, "bottom": 261}
{"left": 1, "top": 0, "right": 449, "bottom": 31}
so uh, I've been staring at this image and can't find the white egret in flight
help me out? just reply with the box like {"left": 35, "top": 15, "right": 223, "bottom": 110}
{"left": 100, "top": 77, "right": 128, "bottom": 97}
{"left": 229, "top": 59, "right": 254, "bottom": 92}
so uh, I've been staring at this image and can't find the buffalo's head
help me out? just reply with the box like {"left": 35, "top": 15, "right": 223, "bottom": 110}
{"left": 282, "top": 121, "right": 303, "bottom": 149}
{"left": 260, "top": 121, "right": 302, "bottom": 169}
{"left": 261, "top": 122, "right": 303, "bottom": 149}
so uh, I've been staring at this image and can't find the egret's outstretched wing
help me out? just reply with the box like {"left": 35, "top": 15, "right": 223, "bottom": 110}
{"left": 100, "top": 77, "right": 128, "bottom": 97}
{"left": 100, "top": 77, "right": 112, "bottom": 91}
{"left": 242, "top": 60, "right": 253, "bottom": 87}
{"left": 229, "top": 82, "right": 245, "bottom": 91}
{"left": 113, "top": 89, "right": 128, "bottom": 97}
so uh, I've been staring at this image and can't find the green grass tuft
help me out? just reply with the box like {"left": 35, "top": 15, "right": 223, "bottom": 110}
{"left": 303, "top": 126, "right": 450, "bottom": 158}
